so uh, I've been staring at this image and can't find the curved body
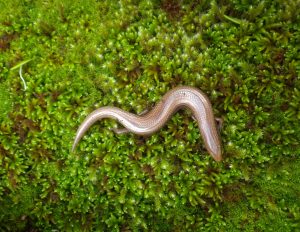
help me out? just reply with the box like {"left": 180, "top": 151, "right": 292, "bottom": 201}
{"left": 72, "top": 86, "right": 222, "bottom": 161}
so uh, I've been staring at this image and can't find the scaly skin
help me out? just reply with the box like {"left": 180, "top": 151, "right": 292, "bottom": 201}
{"left": 72, "top": 86, "right": 222, "bottom": 161}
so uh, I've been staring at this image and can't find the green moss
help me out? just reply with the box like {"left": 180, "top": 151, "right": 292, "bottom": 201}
{"left": 0, "top": 0, "right": 299, "bottom": 230}
{"left": 0, "top": 83, "right": 13, "bottom": 120}
{"left": 221, "top": 157, "right": 300, "bottom": 231}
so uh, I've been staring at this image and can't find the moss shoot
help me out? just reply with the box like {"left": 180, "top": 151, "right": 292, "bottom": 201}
{"left": 0, "top": 0, "right": 299, "bottom": 230}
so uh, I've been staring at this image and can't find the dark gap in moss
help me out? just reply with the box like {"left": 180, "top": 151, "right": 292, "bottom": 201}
{"left": 58, "top": 4, "right": 68, "bottom": 23}
{"left": 187, "top": 0, "right": 211, "bottom": 12}
{"left": 39, "top": 21, "right": 56, "bottom": 37}
{"left": 9, "top": 110, "right": 40, "bottom": 144}
{"left": 0, "top": 32, "right": 18, "bottom": 51}
{"left": 128, "top": 151, "right": 142, "bottom": 161}
{"left": 222, "top": 182, "right": 246, "bottom": 203}
{"left": 169, "top": 75, "right": 183, "bottom": 88}
{"left": 33, "top": 93, "right": 47, "bottom": 109}
{"left": 33, "top": 148, "right": 54, "bottom": 161}
{"left": 48, "top": 52, "right": 64, "bottom": 65}
{"left": 50, "top": 90, "right": 61, "bottom": 102}
{"left": 160, "top": 0, "right": 183, "bottom": 20}
{"left": 0, "top": 141, "right": 9, "bottom": 155}
{"left": 8, "top": 169, "right": 17, "bottom": 189}
{"left": 142, "top": 164, "right": 155, "bottom": 178}
{"left": 2, "top": 20, "right": 12, "bottom": 26}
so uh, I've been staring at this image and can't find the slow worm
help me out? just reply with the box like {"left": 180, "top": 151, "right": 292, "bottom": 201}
{"left": 72, "top": 86, "right": 222, "bottom": 161}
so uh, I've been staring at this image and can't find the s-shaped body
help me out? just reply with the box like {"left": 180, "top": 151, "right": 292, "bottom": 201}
{"left": 72, "top": 86, "right": 222, "bottom": 161}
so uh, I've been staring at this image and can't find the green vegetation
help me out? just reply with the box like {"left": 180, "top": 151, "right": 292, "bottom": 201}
{"left": 0, "top": 0, "right": 299, "bottom": 230}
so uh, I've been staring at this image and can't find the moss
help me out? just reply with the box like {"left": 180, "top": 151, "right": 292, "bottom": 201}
{"left": 0, "top": 82, "right": 13, "bottom": 120}
{"left": 0, "top": 0, "right": 299, "bottom": 230}
{"left": 220, "top": 157, "right": 300, "bottom": 231}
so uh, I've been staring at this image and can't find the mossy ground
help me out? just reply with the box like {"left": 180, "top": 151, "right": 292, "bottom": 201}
{"left": 0, "top": 0, "right": 299, "bottom": 231}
